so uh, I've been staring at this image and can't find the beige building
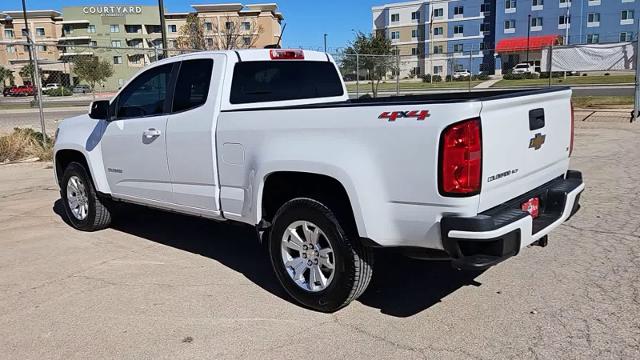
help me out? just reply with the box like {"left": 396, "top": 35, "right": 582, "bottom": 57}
{"left": 0, "top": 10, "right": 63, "bottom": 85}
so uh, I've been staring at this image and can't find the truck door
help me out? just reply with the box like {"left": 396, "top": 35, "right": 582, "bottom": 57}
{"left": 165, "top": 55, "right": 225, "bottom": 217}
{"left": 101, "top": 62, "right": 176, "bottom": 204}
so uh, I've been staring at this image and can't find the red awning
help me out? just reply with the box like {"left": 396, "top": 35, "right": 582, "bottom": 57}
{"left": 496, "top": 35, "right": 560, "bottom": 53}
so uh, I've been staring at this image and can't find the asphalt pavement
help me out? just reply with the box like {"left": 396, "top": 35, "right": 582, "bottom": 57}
{"left": 0, "top": 120, "right": 638, "bottom": 359}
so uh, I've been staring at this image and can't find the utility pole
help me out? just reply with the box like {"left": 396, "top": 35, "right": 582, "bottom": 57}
{"left": 158, "top": 0, "right": 168, "bottom": 57}
{"left": 21, "top": 0, "right": 37, "bottom": 102}
{"left": 526, "top": 14, "right": 531, "bottom": 63}
{"left": 634, "top": 20, "right": 640, "bottom": 122}
{"left": 324, "top": 33, "right": 327, "bottom": 53}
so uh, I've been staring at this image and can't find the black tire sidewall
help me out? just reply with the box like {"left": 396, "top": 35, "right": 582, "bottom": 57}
{"left": 269, "top": 199, "right": 357, "bottom": 312}
{"left": 60, "top": 162, "right": 99, "bottom": 231}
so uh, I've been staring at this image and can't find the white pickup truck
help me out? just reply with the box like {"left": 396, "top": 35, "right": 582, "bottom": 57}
{"left": 54, "top": 49, "right": 584, "bottom": 312}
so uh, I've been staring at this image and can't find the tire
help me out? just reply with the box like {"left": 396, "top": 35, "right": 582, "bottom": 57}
{"left": 268, "top": 198, "right": 374, "bottom": 312}
{"left": 60, "top": 162, "right": 111, "bottom": 231}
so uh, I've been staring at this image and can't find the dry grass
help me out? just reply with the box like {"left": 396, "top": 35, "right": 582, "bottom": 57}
{"left": 0, "top": 128, "right": 54, "bottom": 163}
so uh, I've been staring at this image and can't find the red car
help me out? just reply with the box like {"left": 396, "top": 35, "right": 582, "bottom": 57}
{"left": 9, "top": 85, "right": 35, "bottom": 97}
{"left": 2, "top": 86, "right": 17, "bottom": 97}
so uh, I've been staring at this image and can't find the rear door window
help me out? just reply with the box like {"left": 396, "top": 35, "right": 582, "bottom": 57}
{"left": 172, "top": 59, "right": 214, "bottom": 113}
{"left": 230, "top": 61, "right": 344, "bottom": 104}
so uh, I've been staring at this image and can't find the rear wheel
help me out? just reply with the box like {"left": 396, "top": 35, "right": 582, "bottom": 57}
{"left": 268, "top": 198, "right": 373, "bottom": 312}
{"left": 60, "top": 162, "right": 111, "bottom": 231}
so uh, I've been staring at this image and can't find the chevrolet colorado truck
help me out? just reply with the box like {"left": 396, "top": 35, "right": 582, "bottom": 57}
{"left": 54, "top": 49, "right": 584, "bottom": 312}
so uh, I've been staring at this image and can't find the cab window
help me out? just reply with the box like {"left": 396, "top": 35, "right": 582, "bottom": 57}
{"left": 172, "top": 59, "right": 214, "bottom": 113}
{"left": 116, "top": 63, "right": 173, "bottom": 119}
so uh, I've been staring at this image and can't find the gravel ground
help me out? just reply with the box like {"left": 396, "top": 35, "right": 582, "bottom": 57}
{"left": 0, "top": 121, "right": 638, "bottom": 359}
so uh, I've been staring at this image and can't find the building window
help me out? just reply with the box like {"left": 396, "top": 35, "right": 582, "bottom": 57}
{"left": 411, "top": 11, "right": 420, "bottom": 20}
{"left": 169, "top": 40, "right": 177, "bottom": 48}
{"left": 480, "top": 23, "right": 490, "bottom": 32}
{"left": 242, "top": 22, "right": 251, "bottom": 31}
{"left": 453, "top": 25, "right": 464, "bottom": 35}
{"left": 531, "top": 17, "right": 543, "bottom": 27}
{"left": 4, "top": 29, "right": 14, "bottom": 38}
{"left": 113, "top": 56, "right": 123, "bottom": 64}
{"left": 621, "top": 10, "right": 635, "bottom": 21}
{"left": 533, "top": 0, "right": 544, "bottom": 6}
{"left": 433, "top": 45, "right": 443, "bottom": 54}
{"left": 23, "top": 45, "right": 29, "bottom": 52}
{"left": 588, "top": 13, "right": 600, "bottom": 23}
{"left": 411, "top": 47, "right": 419, "bottom": 55}
{"left": 111, "top": 40, "right": 122, "bottom": 48}
{"left": 433, "top": 27, "right": 443, "bottom": 36}
{"left": 207, "top": 38, "right": 214, "bottom": 47}
{"left": 35, "top": 28, "right": 45, "bottom": 36}
{"left": 87, "top": 25, "right": 96, "bottom": 33}
{"left": 168, "top": 24, "right": 177, "bottom": 33}
{"left": 620, "top": 32, "right": 633, "bottom": 41}
{"left": 480, "top": 3, "right": 490, "bottom": 13}
{"left": 391, "top": 13, "right": 400, "bottom": 22}
{"left": 37, "top": 45, "right": 47, "bottom": 51}
{"left": 7, "top": 45, "right": 15, "bottom": 53}
{"left": 505, "top": 0, "right": 517, "bottom": 10}
{"left": 559, "top": 0, "right": 571, "bottom": 7}
{"left": 225, "top": 22, "right": 233, "bottom": 30}
{"left": 587, "top": 34, "right": 599, "bottom": 43}
{"left": 21, "top": 28, "right": 28, "bottom": 36}
{"left": 130, "top": 56, "right": 141, "bottom": 65}
{"left": 413, "top": 67, "right": 421, "bottom": 75}
{"left": 559, "top": 15, "right": 571, "bottom": 25}
{"left": 411, "top": 29, "right": 418, "bottom": 38}
{"left": 505, "top": 19, "right": 516, "bottom": 30}
{"left": 433, "top": 65, "right": 443, "bottom": 74}
{"left": 243, "top": 36, "right": 252, "bottom": 46}
{"left": 205, "top": 22, "right": 213, "bottom": 31}
{"left": 454, "top": 6, "right": 464, "bottom": 16}
{"left": 110, "top": 25, "right": 119, "bottom": 33}
{"left": 391, "top": 31, "right": 400, "bottom": 40}
{"left": 90, "top": 41, "right": 97, "bottom": 47}
{"left": 433, "top": 8, "right": 444, "bottom": 17}
{"left": 453, "top": 43, "right": 464, "bottom": 53}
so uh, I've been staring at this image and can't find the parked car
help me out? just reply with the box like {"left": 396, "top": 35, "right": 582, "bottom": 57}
{"left": 2, "top": 86, "right": 17, "bottom": 97}
{"left": 72, "top": 84, "right": 91, "bottom": 94}
{"left": 54, "top": 49, "right": 584, "bottom": 312}
{"left": 10, "top": 85, "right": 35, "bottom": 97}
{"left": 452, "top": 69, "right": 471, "bottom": 79}
{"left": 43, "top": 83, "right": 61, "bottom": 91}
{"left": 511, "top": 63, "right": 539, "bottom": 75}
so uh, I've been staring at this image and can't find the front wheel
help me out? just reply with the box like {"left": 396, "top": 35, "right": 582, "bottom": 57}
{"left": 60, "top": 162, "right": 112, "bottom": 231}
{"left": 268, "top": 198, "right": 374, "bottom": 312}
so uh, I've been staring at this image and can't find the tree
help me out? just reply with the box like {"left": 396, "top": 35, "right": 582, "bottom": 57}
{"left": 177, "top": 14, "right": 264, "bottom": 50}
{"left": 72, "top": 56, "right": 114, "bottom": 98}
{"left": 340, "top": 32, "right": 394, "bottom": 98}
{"left": 0, "top": 66, "right": 14, "bottom": 88}
{"left": 18, "top": 63, "right": 42, "bottom": 85}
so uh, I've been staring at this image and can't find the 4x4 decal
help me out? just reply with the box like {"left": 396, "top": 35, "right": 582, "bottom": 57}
{"left": 378, "top": 110, "right": 430, "bottom": 122}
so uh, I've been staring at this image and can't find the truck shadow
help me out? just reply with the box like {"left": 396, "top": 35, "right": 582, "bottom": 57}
{"left": 53, "top": 200, "right": 484, "bottom": 318}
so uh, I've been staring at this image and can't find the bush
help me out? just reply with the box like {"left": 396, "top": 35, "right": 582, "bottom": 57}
{"left": 503, "top": 72, "right": 540, "bottom": 80}
{"left": 421, "top": 74, "right": 442, "bottom": 83}
{"left": 445, "top": 75, "right": 453, "bottom": 82}
{"left": 474, "top": 73, "right": 490, "bottom": 81}
{"left": 0, "top": 128, "right": 53, "bottom": 163}
{"left": 432, "top": 75, "right": 442, "bottom": 82}
{"left": 43, "top": 87, "right": 72, "bottom": 96}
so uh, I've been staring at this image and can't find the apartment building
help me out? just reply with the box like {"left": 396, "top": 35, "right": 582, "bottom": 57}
{"left": 0, "top": 10, "right": 63, "bottom": 85}
{"left": 0, "top": 3, "right": 283, "bottom": 90}
{"left": 372, "top": 0, "right": 496, "bottom": 77}
{"left": 496, "top": 0, "right": 640, "bottom": 71}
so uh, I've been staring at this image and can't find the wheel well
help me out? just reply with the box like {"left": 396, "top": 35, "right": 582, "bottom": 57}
{"left": 262, "top": 172, "right": 358, "bottom": 233}
{"left": 55, "top": 150, "right": 90, "bottom": 186}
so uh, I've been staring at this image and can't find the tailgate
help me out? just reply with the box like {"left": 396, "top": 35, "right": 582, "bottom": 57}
{"left": 478, "top": 89, "right": 573, "bottom": 212}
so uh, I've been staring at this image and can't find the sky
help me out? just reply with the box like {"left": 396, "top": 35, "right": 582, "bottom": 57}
{"left": 3, "top": 0, "right": 379, "bottom": 51}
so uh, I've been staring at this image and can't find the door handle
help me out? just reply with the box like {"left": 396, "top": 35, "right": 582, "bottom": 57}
{"left": 143, "top": 128, "right": 162, "bottom": 138}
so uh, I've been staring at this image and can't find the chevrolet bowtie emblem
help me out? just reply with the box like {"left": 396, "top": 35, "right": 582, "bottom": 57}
{"left": 529, "top": 133, "right": 546, "bottom": 150}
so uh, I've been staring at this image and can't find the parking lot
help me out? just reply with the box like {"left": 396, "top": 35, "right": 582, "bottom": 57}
{"left": 0, "top": 120, "right": 638, "bottom": 359}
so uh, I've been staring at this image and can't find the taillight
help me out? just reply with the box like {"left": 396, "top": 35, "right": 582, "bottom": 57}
{"left": 569, "top": 101, "right": 575, "bottom": 156}
{"left": 270, "top": 49, "right": 304, "bottom": 60}
{"left": 439, "top": 118, "right": 482, "bottom": 196}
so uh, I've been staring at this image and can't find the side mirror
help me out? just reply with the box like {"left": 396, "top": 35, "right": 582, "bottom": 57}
{"left": 89, "top": 100, "right": 110, "bottom": 120}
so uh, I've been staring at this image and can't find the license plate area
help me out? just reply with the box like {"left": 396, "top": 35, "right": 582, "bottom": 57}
{"left": 521, "top": 197, "right": 540, "bottom": 218}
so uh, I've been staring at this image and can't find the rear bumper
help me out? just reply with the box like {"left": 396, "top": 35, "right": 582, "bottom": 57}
{"left": 441, "top": 170, "right": 584, "bottom": 270}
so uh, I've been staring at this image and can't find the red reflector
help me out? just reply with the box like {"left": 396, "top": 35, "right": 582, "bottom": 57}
{"left": 439, "top": 118, "right": 482, "bottom": 196}
{"left": 521, "top": 197, "right": 540, "bottom": 218}
{"left": 569, "top": 101, "right": 575, "bottom": 156}
{"left": 270, "top": 49, "right": 305, "bottom": 60}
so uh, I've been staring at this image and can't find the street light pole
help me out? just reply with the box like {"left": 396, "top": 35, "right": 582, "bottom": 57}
{"left": 21, "top": 0, "right": 37, "bottom": 102}
{"left": 526, "top": 14, "right": 531, "bottom": 63}
{"left": 158, "top": 0, "right": 168, "bottom": 57}
{"left": 324, "top": 33, "right": 327, "bottom": 53}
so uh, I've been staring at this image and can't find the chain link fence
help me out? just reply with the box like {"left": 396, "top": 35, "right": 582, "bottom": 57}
{"left": 1, "top": 39, "right": 638, "bottom": 136}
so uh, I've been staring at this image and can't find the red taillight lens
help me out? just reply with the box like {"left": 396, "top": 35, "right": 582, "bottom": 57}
{"left": 569, "top": 101, "right": 575, "bottom": 156}
{"left": 270, "top": 49, "right": 305, "bottom": 60}
{"left": 439, "top": 118, "right": 482, "bottom": 196}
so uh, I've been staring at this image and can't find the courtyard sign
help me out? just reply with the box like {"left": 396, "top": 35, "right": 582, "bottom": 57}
{"left": 82, "top": 6, "right": 143, "bottom": 16}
